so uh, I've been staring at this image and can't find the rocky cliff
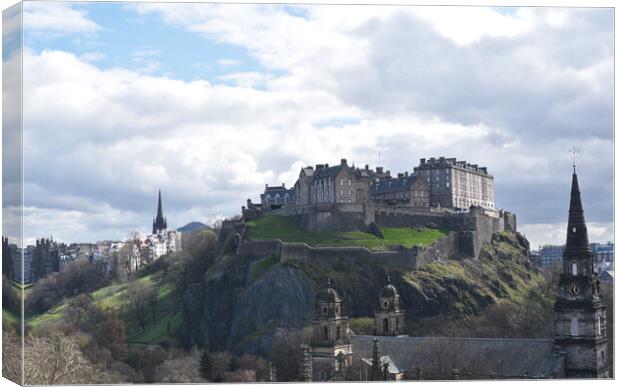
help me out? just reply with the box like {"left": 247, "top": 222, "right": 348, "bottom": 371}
{"left": 180, "top": 229, "right": 546, "bottom": 355}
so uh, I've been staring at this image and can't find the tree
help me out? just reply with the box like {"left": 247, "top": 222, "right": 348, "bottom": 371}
{"left": 23, "top": 332, "right": 118, "bottom": 384}
{"left": 266, "top": 328, "right": 312, "bottom": 382}
{"left": 369, "top": 338, "right": 382, "bottom": 381}
{"left": 199, "top": 350, "right": 213, "bottom": 380}
{"left": 126, "top": 282, "right": 150, "bottom": 333}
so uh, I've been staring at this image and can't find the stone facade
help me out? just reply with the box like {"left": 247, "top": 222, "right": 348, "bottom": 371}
{"left": 311, "top": 283, "right": 353, "bottom": 381}
{"left": 370, "top": 173, "right": 430, "bottom": 208}
{"left": 374, "top": 280, "right": 406, "bottom": 336}
{"left": 261, "top": 184, "right": 296, "bottom": 207}
{"left": 414, "top": 157, "right": 494, "bottom": 209}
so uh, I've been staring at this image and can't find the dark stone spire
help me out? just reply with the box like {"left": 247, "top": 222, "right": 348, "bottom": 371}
{"left": 563, "top": 168, "right": 592, "bottom": 261}
{"left": 152, "top": 189, "right": 167, "bottom": 234}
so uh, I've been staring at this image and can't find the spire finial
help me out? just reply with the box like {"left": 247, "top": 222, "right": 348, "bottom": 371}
{"left": 327, "top": 278, "right": 332, "bottom": 289}
{"left": 387, "top": 275, "right": 391, "bottom": 284}
{"left": 569, "top": 146, "right": 579, "bottom": 174}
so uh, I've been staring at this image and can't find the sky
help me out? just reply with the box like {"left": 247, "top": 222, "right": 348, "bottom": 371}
{"left": 2, "top": 1, "right": 614, "bottom": 248}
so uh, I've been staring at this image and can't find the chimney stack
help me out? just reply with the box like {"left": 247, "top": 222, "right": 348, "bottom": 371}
{"left": 341, "top": 158, "right": 347, "bottom": 167}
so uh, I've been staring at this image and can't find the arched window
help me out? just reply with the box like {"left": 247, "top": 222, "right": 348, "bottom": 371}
{"left": 323, "top": 326, "right": 329, "bottom": 340}
{"left": 323, "top": 306, "right": 327, "bottom": 315}
{"left": 597, "top": 316, "right": 602, "bottom": 335}
{"left": 336, "top": 325, "right": 341, "bottom": 340}
{"left": 570, "top": 318, "right": 579, "bottom": 336}
{"left": 383, "top": 318, "right": 389, "bottom": 333}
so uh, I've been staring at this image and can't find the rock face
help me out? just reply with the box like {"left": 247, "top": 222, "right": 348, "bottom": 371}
{"left": 181, "top": 230, "right": 541, "bottom": 355}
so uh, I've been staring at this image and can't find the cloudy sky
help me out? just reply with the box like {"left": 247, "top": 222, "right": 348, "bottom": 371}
{"left": 3, "top": 1, "right": 614, "bottom": 248}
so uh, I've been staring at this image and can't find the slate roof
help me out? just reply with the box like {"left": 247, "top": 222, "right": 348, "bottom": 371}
{"left": 314, "top": 165, "right": 346, "bottom": 179}
{"left": 350, "top": 335, "right": 565, "bottom": 379}
{"left": 361, "top": 355, "right": 402, "bottom": 374}
{"left": 371, "top": 175, "right": 419, "bottom": 195}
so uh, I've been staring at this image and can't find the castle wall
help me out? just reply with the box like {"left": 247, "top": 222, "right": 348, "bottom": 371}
{"left": 236, "top": 239, "right": 418, "bottom": 269}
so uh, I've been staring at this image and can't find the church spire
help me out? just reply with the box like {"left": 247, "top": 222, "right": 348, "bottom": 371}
{"left": 152, "top": 189, "right": 167, "bottom": 234}
{"left": 564, "top": 167, "right": 592, "bottom": 261}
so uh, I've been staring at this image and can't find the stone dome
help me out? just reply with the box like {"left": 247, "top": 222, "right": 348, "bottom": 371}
{"left": 317, "top": 286, "right": 341, "bottom": 303}
{"left": 380, "top": 283, "right": 399, "bottom": 298}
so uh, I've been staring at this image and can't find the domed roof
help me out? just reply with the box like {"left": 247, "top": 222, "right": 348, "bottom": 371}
{"left": 380, "top": 283, "right": 399, "bottom": 298}
{"left": 317, "top": 281, "right": 341, "bottom": 303}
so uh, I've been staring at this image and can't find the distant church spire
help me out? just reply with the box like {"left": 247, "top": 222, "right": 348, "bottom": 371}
{"left": 152, "top": 189, "right": 167, "bottom": 234}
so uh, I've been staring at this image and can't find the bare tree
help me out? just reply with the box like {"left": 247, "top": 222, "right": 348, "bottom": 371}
{"left": 126, "top": 282, "right": 149, "bottom": 333}
{"left": 23, "top": 332, "right": 119, "bottom": 384}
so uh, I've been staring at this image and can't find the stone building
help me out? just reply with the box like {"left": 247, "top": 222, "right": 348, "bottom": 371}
{"left": 294, "top": 167, "right": 315, "bottom": 206}
{"left": 414, "top": 157, "right": 494, "bottom": 209}
{"left": 374, "top": 278, "right": 406, "bottom": 336}
{"left": 553, "top": 166, "right": 609, "bottom": 378}
{"left": 311, "top": 281, "right": 353, "bottom": 381}
{"left": 370, "top": 173, "right": 429, "bottom": 208}
{"left": 261, "top": 184, "right": 297, "bottom": 207}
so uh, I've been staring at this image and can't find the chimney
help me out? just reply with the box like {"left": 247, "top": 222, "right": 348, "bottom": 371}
{"left": 265, "top": 184, "right": 268, "bottom": 189}
{"left": 397, "top": 173, "right": 404, "bottom": 178}
{"left": 420, "top": 158, "right": 426, "bottom": 165}
{"left": 376, "top": 166, "right": 384, "bottom": 174}
{"left": 386, "top": 170, "right": 391, "bottom": 177}
{"left": 405, "top": 171, "right": 409, "bottom": 177}
{"left": 316, "top": 164, "right": 323, "bottom": 170}
{"left": 341, "top": 158, "right": 347, "bottom": 167}
{"left": 365, "top": 164, "right": 369, "bottom": 170}
{"left": 282, "top": 183, "right": 285, "bottom": 187}
{"left": 325, "top": 163, "right": 329, "bottom": 168}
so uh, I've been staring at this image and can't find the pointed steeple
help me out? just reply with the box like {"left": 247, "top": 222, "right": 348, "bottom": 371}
{"left": 563, "top": 167, "right": 592, "bottom": 261}
{"left": 152, "top": 189, "right": 167, "bottom": 234}
{"left": 157, "top": 189, "right": 164, "bottom": 220}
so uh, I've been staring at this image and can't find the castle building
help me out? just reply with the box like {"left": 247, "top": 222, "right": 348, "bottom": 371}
{"left": 311, "top": 281, "right": 353, "bottom": 381}
{"left": 261, "top": 184, "right": 297, "bottom": 208}
{"left": 414, "top": 157, "right": 494, "bottom": 209}
{"left": 370, "top": 173, "right": 429, "bottom": 208}
{"left": 553, "top": 166, "right": 609, "bottom": 378}
{"left": 374, "top": 278, "right": 406, "bottom": 336}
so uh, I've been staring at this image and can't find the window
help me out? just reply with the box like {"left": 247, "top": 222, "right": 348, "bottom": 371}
{"left": 597, "top": 316, "right": 602, "bottom": 335}
{"left": 570, "top": 318, "right": 579, "bottom": 336}
{"left": 396, "top": 318, "right": 399, "bottom": 332}
{"left": 336, "top": 325, "right": 341, "bottom": 340}
{"left": 340, "top": 179, "right": 344, "bottom": 186}
{"left": 347, "top": 179, "right": 351, "bottom": 186}
{"left": 573, "top": 227, "right": 576, "bottom": 233}
{"left": 384, "top": 301, "right": 388, "bottom": 308}
{"left": 323, "top": 326, "right": 329, "bottom": 340}
{"left": 323, "top": 306, "right": 327, "bottom": 315}
{"left": 572, "top": 263, "right": 578, "bottom": 275}
{"left": 383, "top": 318, "right": 389, "bottom": 333}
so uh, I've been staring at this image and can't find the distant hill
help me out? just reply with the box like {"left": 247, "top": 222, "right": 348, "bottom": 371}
{"left": 177, "top": 222, "right": 211, "bottom": 233}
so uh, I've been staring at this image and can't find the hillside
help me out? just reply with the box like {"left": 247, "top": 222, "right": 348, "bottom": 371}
{"left": 181, "top": 228, "right": 553, "bottom": 355}
{"left": 24, "top": 261, "right": 182, "bottom": 346}
{"left": 177, "top": 222, "right": 211, "bottom": 233}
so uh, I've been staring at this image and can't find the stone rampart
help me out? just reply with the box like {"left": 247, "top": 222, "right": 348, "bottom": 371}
{"left": 236, "top": 239, "right": 417, "bottom": 269}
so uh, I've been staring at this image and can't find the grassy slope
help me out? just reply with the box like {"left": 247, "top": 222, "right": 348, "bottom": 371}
{"left": 25, "top": 267, "right": 181, "bottom": 345}
{"left": 246, "top": 215, "right": 447, "bottom": 249}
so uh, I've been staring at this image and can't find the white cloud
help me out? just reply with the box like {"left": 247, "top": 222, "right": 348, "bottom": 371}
{"left": 217, "top": 58, "right": 241, "bottom": 67}
{"left": 23, "top": 2, "right": 100, "bottom": 35}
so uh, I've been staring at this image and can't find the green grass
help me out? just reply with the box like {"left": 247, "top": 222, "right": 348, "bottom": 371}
{"left": 2, "top": 308, "right": 21, "bottom": 328}
{"left": 25, "top": 268, "right": 181, "bottom": 346}
{"left": 246, "top": 215, "right": 447, "bottom": 250}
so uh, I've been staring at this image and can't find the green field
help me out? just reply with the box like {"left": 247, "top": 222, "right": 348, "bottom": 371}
{"left": 246, "top": 215, "right": 447, "bottom": 249}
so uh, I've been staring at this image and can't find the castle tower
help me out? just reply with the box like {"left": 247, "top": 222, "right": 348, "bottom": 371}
{"left": 554, "top": 166, "right": 609, "bottom": 378}
{"left": 311, "top": 280, "right": 353, "bottom": 381}
{"left": 152, "top": 189, "right": 168, "bottom": 234}
{"left": 374, "top": 277, "right": 406, "bottom": 336}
